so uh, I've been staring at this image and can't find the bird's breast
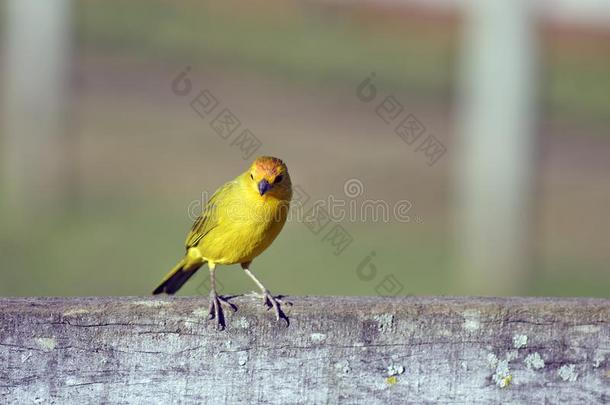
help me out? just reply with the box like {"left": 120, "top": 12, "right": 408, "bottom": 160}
{"left": 199, "top": 197, "right": 290, "bottom": 265}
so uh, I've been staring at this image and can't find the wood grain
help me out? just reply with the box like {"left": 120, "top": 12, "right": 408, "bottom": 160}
{"left": 1, "top": 296, "right": 608, "bottom": 404}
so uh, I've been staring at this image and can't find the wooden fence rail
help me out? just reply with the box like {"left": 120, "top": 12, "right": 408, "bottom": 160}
{"left": 1, "top": 296, "right": 608, "bottom": 403}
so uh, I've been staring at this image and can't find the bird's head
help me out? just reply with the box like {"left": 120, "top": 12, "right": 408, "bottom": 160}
{"left": 247, "top": 156, "right": 292, "bottom": 200}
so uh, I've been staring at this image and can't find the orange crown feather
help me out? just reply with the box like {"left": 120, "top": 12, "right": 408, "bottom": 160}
{"left": 253, "top": 156, "right": 286, "bottom": 176}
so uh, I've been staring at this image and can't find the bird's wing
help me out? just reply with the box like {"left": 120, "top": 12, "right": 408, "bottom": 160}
{"left": 185, "top": 180, "right": 236, "bottom": 250}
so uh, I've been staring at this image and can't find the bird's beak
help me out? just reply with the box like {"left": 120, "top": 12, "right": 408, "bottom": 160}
{"left": 258, "top": 179, "right": 271, "bottom": 196}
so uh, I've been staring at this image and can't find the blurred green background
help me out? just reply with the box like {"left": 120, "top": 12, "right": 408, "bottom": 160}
{"left": 1, "top": 0, "right": 609, "bottom": 297}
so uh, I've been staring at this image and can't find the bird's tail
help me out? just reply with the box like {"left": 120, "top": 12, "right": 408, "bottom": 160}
{"left": 152, "top": 258, "right": 203, "bottom": 295}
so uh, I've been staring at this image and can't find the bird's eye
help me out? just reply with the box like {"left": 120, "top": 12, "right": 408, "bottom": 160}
{"left": 275, "top": 175, "right": 283, "bottom": 183}
{"left": 250, "top": 174, "right": 254, "bottom": 180}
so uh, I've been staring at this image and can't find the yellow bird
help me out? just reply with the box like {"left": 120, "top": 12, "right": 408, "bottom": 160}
{"left": 153, "top": 156, "right": 292, "bottom": 329}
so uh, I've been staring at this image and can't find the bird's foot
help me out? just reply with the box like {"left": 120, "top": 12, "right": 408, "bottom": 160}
{"left": 247, "top": 291, "right": 292, "bottom": 306}
{"left": 207, "top": 292, "right": 237, "bottom": 330}
{"left": 247, "top": 290, "right": 291, "bottom": 326}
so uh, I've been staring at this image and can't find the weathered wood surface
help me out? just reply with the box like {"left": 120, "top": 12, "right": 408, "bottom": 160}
{"left": 0, "top": 296, "right": 608, "bottom": 404}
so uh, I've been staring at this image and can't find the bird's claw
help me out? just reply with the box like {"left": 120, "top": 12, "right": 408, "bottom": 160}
{"left": 207, "top": 293, "right": 237, "bottom": 330}
{"left": 259, "top": 290, "right": 290, "bottom": 327}
{"left": 247, "top": 291, "right": 292, "bottom": 307}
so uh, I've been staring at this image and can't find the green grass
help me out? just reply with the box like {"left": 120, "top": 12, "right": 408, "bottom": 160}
{"left": 2, "top": 2, "right": 609, "bottom": 297}
{"left": 548, "top": 57, "right": 610, "bottom": 128}
{"left": 76, "top": 1, "right": 453, "bottom": 99}
{"left": 74, "top": 0, "right": 610, "bottom": 126}
{"left": 1, "top": 195, "right": 607, "bottom": 297}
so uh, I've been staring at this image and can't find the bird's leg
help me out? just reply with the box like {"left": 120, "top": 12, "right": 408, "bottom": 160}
{"left": 207, "top": 263, "right": 236, "bottom": 330}
{"left": 241, "top": 263, "right": 290, "bottom": 326}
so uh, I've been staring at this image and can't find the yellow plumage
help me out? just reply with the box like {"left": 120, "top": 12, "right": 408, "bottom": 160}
{"left": 153, "top": 156, "right": 292, "bottom": 328}
{"left": 185, "top": 177, "right": 290, "bottom": 266}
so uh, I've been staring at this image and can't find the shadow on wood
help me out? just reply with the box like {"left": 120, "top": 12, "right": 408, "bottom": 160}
{"left": 0, "top": 296, "right": 608, "bottom": 403}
